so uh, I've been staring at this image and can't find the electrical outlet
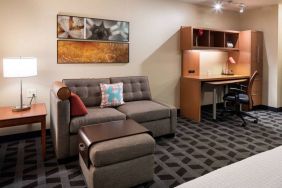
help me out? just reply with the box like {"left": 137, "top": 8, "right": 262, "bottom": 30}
{"left": 27, "top": 89, "right": 37, "bottom": 98}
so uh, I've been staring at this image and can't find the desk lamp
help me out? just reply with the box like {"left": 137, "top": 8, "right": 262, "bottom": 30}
{"left": 222, "top": 56, "right": 236, "bottom": 75}
{"left": 3, "top": 57, "right": 37, "bottom": 112}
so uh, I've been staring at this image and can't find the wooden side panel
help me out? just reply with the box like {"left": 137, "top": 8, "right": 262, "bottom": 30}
{"left": 182, "top": 51, "right": 200, "bottom": 76}
{"left": 252, "top": 94, "right": 262, "bottom": 106}
{"left": 180, "top": 78, "right": 201, "bottom": 122}
{"left": 180, "top": 27, "right": 192, "bottom": 50}
{"left": 252, "top": 79, "right": 262, "bottom": 94}
{"left": 251, "top": 78, "right": 262, "bottom": 106}
{"left": 251, "top": 31, "right": 263, "bottom": 106}
{"left": 228, "top": 30, "right": 251, "bottom": 76}
{"left": 251, "top": 31, "right": 263, "bottom": 79}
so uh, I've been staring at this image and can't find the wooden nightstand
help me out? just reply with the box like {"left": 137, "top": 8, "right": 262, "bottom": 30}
{"left": 0, "top": 103, "right": 47, "bottom": 160}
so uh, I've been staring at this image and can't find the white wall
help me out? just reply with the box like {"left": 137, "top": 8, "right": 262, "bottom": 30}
{"left": 278, "top": 5, "right": 282, "bottom": 107}
{"left": 0, "top": 0, "right": 240, "bottom": 135}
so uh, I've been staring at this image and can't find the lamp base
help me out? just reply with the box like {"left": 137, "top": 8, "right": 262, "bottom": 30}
{"left": 12, "top": 105, "right": 31, "bottom": 112}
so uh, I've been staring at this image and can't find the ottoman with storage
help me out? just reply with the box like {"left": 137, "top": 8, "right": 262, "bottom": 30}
{"left": 78, "top": 120, "right": 155, "bottom": 188}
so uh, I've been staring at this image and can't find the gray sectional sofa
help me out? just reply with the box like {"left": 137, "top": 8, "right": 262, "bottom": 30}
{"left": 50, "top": 76, "right": 177, "bottom": 160}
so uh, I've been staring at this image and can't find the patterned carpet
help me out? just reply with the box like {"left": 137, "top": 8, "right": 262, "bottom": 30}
{"left": 1, "top": 110, "right": 282, "bottom": 188}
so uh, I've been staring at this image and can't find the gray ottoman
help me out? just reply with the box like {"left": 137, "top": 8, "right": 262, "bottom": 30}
{"left": 79, "top": 133, "right": 155, "bottom": 188}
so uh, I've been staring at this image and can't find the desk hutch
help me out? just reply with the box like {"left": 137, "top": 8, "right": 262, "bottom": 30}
{"left": 180, "top": 26, "right": 263, "bottom": 122}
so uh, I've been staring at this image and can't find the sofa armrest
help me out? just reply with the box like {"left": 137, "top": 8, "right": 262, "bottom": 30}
{"left": 51, "top": 81, "right": 71, "bottom": 101}
{"left": 152, "top": 99, "right": 177, "bottom": 134}
{"left": 50, "top": 90, "right": 71, "bottom": 159}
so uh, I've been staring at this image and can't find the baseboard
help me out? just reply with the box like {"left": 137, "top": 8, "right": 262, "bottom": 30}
{"left": 0, "top": 129, "right": 50, "bottom": 143}
{"left": 253, "top": 105, "right": 282, "bottom": 112}
{"left": 179, "top": 104, "right": 282, "bottom": 115}
{"left": 201, "top": 103, "right": 225, "bottom": 109}
{"left": 1, "top": 105, "right": 280, "bottom": 143}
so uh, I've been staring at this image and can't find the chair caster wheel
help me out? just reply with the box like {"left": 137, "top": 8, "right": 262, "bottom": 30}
{"left": 254, "top": 119, "right": 258, "bottom": 124}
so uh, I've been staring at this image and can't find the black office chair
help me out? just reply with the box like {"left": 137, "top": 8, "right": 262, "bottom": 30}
{"left": 222, "top": 70, "right": 259, "bottom": 126}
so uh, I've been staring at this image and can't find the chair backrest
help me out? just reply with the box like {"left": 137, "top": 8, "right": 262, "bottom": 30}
{"left": 247, "top": 70, "right": 259, "bottom": 109}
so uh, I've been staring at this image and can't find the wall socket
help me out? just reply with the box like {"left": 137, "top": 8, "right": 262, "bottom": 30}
{"left": 27, "top": 89, "right": 37, "bottom": 98}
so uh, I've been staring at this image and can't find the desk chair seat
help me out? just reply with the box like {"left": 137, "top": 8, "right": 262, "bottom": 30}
{"left": 223, "top": 93, "right": 249, "bottom": 104}
{"left": 222, "top": 71, "right": 259, "bottom": 126}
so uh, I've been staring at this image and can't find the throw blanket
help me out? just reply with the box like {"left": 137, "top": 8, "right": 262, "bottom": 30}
{"left": 176, "top": 146, "right": 282, "bottom": 188}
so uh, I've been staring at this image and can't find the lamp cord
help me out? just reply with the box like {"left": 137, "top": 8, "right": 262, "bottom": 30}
{"left": 29, "top": 94, "right": 36, "bottom": 105}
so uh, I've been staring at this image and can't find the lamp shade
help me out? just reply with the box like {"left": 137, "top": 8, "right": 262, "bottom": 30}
{"left": 3, "top": 57, "right": 37, "bottom": 78}
{"left": 228, "top": 57, "right": 236, "bottom": 64}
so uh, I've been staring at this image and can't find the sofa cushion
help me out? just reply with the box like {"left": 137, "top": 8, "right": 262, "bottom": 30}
{"left": 89, "top": 133, "right": 155, "bottom": 167}
{"left": 63, "top": 78, "right": 110, "bottom": 107}
{"left": 70, "top": 107, "right": 126, "bottom": 134}
{"left": 110, "top": 76, "right": 151, "bottom": 102}
{"left": 70, "top": 92, "right": 88, "bottom": 117}
{"left": 117, "top": 100, "right": 170, "bottom": 123}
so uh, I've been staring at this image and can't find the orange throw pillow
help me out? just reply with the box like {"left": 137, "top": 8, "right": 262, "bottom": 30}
{"left": 70, "top": 92, "right": 88, "bottom": 117}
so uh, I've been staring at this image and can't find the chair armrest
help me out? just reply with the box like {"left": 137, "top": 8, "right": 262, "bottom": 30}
{"left": 230, "top": 88, "right": 246, "bottom": 94}
{"left": 239, "top": 84, "right": 247, "bottom": 88}
{"left": 152, "top": 99, "right": 177, "bottom": 134}
{"left": 50, "top": 90, "right": 71, "bottom": 159}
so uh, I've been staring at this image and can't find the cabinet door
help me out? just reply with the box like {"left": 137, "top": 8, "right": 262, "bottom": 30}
{"left": 251, "top": 32, "right": 263, "bottom": 79}
{"left": 251, "top": 79, "right": 262, "bottom": 106}
{"left": 180, "top": 27, "right": 193, "bottom": 50}
{"left": 250, "top": 32, "right": 263, "bottom": 106}
{"left": 229, "top": 31, "right": 251, "bottom": 76}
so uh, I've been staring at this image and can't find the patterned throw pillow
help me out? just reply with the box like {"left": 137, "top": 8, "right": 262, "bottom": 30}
{"left": 100, "top": 82, "right": 125, "bottom": 108}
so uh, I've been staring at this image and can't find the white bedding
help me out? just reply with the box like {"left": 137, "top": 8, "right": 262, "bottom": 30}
{"left": 176, "top": 146, "right": 282, "bottom": 188}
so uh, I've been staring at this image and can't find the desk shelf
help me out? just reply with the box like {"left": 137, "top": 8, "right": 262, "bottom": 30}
{"left": 180, "top": 26, "right": 240, "bottom": 51}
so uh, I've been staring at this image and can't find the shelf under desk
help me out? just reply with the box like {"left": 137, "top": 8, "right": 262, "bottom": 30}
{"left": 180, "top": 74, "right": 250, "bottom": 122}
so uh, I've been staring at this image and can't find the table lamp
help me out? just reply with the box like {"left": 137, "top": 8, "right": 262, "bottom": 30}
{"left": 3, "top": 57, "right": 37, "bottom": 112}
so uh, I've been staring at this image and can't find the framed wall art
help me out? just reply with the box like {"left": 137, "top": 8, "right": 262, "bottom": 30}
{"left": 57, "top": 40, "right": 129, "bottom": 64}
{"left": 57, "top": 15, "right": 129, "bottom": 42}
{"left": 57, "top": 15, "right": 85, "bottom": 39}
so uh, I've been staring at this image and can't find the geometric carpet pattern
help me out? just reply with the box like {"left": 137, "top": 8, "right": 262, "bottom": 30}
{"left": 0, "top": 110, "right": 282, "bottom": 188}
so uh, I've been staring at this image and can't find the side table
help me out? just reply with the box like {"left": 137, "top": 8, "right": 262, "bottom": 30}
{"left": 0, "top": 103, "right": 47, "bottom": 160}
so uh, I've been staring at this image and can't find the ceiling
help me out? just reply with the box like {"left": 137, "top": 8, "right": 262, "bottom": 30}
{"left": 180, "top": 0, "right": 282, "bottom": 11}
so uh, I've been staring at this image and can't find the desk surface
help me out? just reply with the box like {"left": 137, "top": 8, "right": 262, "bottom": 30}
{"left": 183, "top": 74, "right": 250, "bottom": 81}
{"left": 206, "top": 79, "right": 248, "bottom": 85}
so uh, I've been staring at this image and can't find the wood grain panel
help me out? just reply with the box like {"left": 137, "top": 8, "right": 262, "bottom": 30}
{"left": 0, "top": 103, "right": 47, "bottom": 121}
{"left": 180, "top": 27, "right": 192, "bottom": 50}
{"left": 252, "top": 79, "right": 262, "bottom": 93}
{"left": 182, "top": 50, "right": 200, "bottom": 76}
{"left": 180, "top": 77, "right": 201, "bottom": 122}
{"left": 251, "top": 31, "right": 263, "bottom": 79}
{"left": 183, "top": 75, "right": 249, "bottom": 81}
{"left": 228, "top": 30, "right": 252, "bottom": 76}
{"left": 252, "top": 94, "right": 262, "bottom": 106}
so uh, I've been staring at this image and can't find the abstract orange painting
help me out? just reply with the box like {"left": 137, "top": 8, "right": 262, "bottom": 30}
{"left": 57, "top": 40, "right": 129, "bottom": 64}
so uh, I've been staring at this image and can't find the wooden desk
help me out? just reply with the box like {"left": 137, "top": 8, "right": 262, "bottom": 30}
{"left": 0, "top": 103, "right": 47, "bottom": 160}
{"left": 180, "top": 75, "right": 249, "bottom": 122}
{"left": 206, "top": 79, "right": 248, "bottom": 120}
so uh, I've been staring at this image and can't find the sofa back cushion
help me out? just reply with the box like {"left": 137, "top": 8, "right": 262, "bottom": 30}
{"left": 63, "top": 78, "right": 110, "bottom": 107}
{"left": 110, "top": 76, "right": 151, "bottom": 102}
